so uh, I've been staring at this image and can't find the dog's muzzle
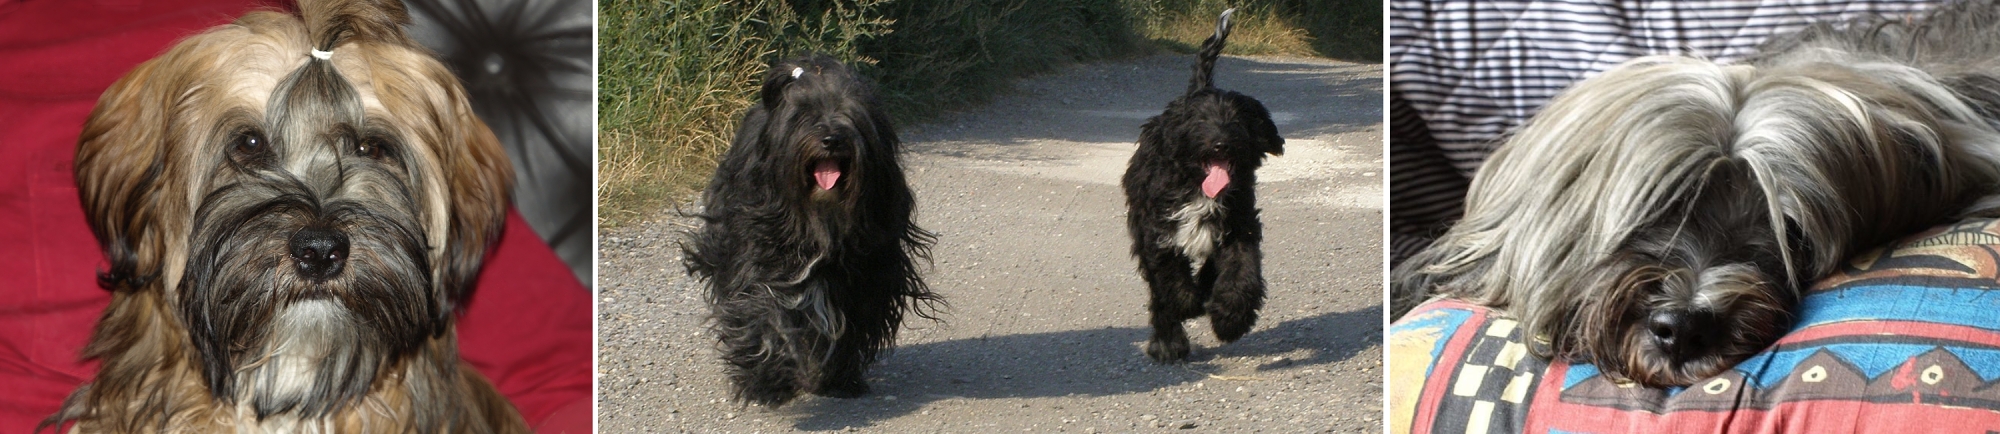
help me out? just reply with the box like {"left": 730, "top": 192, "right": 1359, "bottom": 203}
{"left": 1646, "top": 308, "right": 1723, "bottom": 361}
{"left": 289, "top": 226, "right": 350, "bottom": 282}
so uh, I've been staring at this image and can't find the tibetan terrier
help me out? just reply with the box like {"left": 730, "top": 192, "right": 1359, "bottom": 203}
{"left": 1393, "top": 0, "right": 2000, "bottom": 387}
{"left": 43, "top": 0, "right": 526, "bottom": 432}
{"left": 1122, "top": 9, "right": 1286, "bottom": 363}
{"left": 684, "top": 55, "right": 940, "bottom": 406}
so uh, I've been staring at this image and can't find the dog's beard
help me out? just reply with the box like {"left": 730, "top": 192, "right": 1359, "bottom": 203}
{"left": 251, "top": 300, "right": 363, "bottom": 420}
{"left": 798, "top": 146, "right": 861, "bottom": 240}
{"left": 771, "top": 130, "right": 868, "bottom": 348}
{"left": 181, "top": 173, "right": 436, "bottom": 419}
{"left": 774, "top": 111, "right": 878, "bottom": 257}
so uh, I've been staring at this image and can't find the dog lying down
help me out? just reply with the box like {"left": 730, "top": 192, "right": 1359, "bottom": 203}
{"left": 1394, "top": 0, "right": 2000, "bottom": 387}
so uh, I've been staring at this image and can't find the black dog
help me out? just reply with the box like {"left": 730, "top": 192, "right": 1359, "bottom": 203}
{"left": 684, "top": 55, "right": 940, "bottom": 406}
{"left": 1122, "top": 9, "right": 1285, "bottom": 363}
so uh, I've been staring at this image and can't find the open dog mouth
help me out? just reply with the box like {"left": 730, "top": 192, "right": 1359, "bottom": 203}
{"left": 1201, "top": 159, "right": 1231, "bottom": 198}
{"left": 812, "top": 159, "right": 845, "bottom": 191}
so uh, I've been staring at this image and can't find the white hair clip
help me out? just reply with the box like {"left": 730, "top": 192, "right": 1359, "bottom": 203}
{"left": 792, "top": 67, "right": 804, "bottom": 79}
{"left": 310, "top": 49, "right": 333, "bottom": 60}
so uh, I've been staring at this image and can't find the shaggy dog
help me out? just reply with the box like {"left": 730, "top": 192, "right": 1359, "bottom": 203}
{"left": 1393, "top": 0, "right": 2000, "bottom": 387}
{"left": 684, "top": 55, "right": 940, "bottom": 406}
{"left": 1122, "top": 9, "right": 1286, "bottom": 363}
{"left": 44, "top": 0, "right": 526, "bottom": 432}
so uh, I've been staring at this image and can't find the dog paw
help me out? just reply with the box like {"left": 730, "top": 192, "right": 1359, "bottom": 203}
{"left": 738, "top": 386, "right": 800, "bottom": 407}
{"left": 813, "top": 377, "right": 870, "bottom": 399}
{"left": 1208, "top": 307, "right": 1257, "bottom": 343}
{"left": 1145, "top": 336, "right": 1191, "bottom": 363}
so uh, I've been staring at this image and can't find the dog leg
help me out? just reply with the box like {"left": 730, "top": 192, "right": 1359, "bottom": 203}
{"left": 812, "top": 323, "right": 872, "bottom": 399}
{"left": 1204, "top": 230, "right": 1265, "bottom": 343}
{"left": 1139, "top": 250, "right": 1203, "bottom": 362}
{"left": 717, "top": 301, "right": 807, "bottom": 406}
{"left": 809, "top": 266, "right": 899, "bottom": 399}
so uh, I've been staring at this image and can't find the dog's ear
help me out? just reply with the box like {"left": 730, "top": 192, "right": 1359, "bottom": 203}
{"left": 1247, "top": 100, "right": 1284, "bottom": 156}
{"left": 431, "top": 70, "right": 514, "bottom": 307}
{"left": 759, "top": 59, "right": 803, "bottom": 111}
{"left": 75, "top": 59, "right": 183, "bottom": 293}
{"left": 1256, "top": 118, "right": 1284, "bottom": 156}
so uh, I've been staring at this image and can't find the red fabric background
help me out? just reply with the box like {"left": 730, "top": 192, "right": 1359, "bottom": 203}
{"left": 0, "top": 0, "right": 593, "bottom": 432}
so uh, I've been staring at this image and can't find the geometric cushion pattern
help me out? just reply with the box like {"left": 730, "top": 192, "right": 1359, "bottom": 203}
{"left": 1391, "top": 218, "right": 2000, "bottom": 433}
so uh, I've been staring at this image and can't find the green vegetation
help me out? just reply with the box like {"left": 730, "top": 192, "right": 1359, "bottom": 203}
{"left": 598, "top": 0, "right": 1380, "bottom": 226}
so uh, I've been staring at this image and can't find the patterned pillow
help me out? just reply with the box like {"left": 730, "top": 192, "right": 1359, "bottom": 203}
{"left": 1390, "top": 218, "right": 2000, "bottom": 433}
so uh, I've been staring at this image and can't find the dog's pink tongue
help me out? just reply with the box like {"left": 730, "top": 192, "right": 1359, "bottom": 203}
{"left": 1201, "top": 161, "right": 1230, "bottom": 198}
{"left": 813, "top": 160, "right": 842, "bottom": 190}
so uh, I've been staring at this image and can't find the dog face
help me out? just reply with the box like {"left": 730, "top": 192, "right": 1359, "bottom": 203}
{"left": 1573, "top": 163, "right": 1798, "bottom": 385}
{"left": 1148, "top": 90, "right": 1285, "bottom": 199}
{"left": 742, "top": 55, "right": 905, "bottom": 234}
{"left": 1401, "top": 54, "right": 2000, "bottom": 386}
{"left": 73, "top": 1, "right": 510, "bottom": 416}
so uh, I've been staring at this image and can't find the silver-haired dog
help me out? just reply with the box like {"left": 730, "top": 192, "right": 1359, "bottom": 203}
{"left": 1393, "top": 0, "right": 2000, "bottom": 387}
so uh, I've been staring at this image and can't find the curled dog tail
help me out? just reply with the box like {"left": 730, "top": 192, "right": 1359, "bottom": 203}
{"left": 1187, "top": 8, "right": 1234, "bottom": 95}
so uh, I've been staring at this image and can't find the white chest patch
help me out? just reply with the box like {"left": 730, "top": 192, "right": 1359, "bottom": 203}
{"left": 1165, "top": 197, "right": 1225, "bottom": 267}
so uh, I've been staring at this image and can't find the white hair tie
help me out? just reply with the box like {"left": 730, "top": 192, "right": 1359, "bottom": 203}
{"left": 792, "top": 67, "right": 804, "bottom": 79}
{"left": 310, "top": 49, "right": 333, "bottom": 60}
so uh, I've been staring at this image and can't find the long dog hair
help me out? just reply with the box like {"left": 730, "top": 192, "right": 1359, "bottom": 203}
{"left": 683, "top": 54, "right": 941, "bottom": 407}
{"left": 45, "top": 0, "right": 525, "bottom": 431}
{"left": 1393, "top": 0, "right": 2000, "bottom": 387}
{"left": 1122, "top": 9, "right": 1285, "bottom": 363}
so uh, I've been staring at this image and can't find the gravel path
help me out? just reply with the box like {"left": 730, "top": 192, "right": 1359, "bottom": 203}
{"left": 597, "top": 53, "right": 1384, "bottom": 433}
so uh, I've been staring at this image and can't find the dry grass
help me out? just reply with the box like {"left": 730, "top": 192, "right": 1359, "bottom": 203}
{"left": 1137, "top": 0, "right": 1382, "bottom": 61}
{"left": 597, "top": 0, "right": 890, "bottom": 225}
{"left": 1142, "top": 7, "right": 1315, "bottom": 56}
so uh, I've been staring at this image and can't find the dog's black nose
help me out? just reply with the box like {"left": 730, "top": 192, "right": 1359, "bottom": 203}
{"left": 820, "top": 135, "right": 844, "bottom": 150}
{"left": 289, "top": 227, "right": 350, "bottom": 281}
{"left": 1648, "top": 311, "right": 1696, "bottom": 353}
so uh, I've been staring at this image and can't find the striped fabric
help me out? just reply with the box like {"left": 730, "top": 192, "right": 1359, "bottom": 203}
{"left": 1386, "top": 0, "right": 1942, "bottom": 265}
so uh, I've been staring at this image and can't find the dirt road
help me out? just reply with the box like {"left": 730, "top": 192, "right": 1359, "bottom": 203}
{"left": 596, "top": 53, "right": 1383, "bottom": 432}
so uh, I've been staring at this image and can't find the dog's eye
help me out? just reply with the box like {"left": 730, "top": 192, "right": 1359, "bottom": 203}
{"left": 356, "top": 137, "right": 392, "bottom": 160}
{"left": 229, "top": 130, "right": 270, "bottom": 163}
{"left": 233, "top": 132, "right": 264, "bottom": 153}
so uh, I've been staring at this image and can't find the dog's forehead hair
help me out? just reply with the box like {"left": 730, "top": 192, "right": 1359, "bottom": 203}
{"left": 779, "top": 74, "right": 873, "bottom": 133}
{"left": 180, "top": 20, "right": 397, "bottom": 172}
{"left": 792, "top": 93, "right": 861, "bottom": 126}
{"left": 265, "top": 54, "right": 366, "bottom": 180}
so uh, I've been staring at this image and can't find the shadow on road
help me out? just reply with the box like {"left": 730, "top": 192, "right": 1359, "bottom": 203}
{"left": 783, "top": 304, "right": 1382, "bottom": 431}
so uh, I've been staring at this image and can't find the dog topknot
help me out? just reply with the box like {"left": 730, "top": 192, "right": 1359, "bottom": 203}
{"left": 299, "top": 0, "right": 411, "bottom": 50}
